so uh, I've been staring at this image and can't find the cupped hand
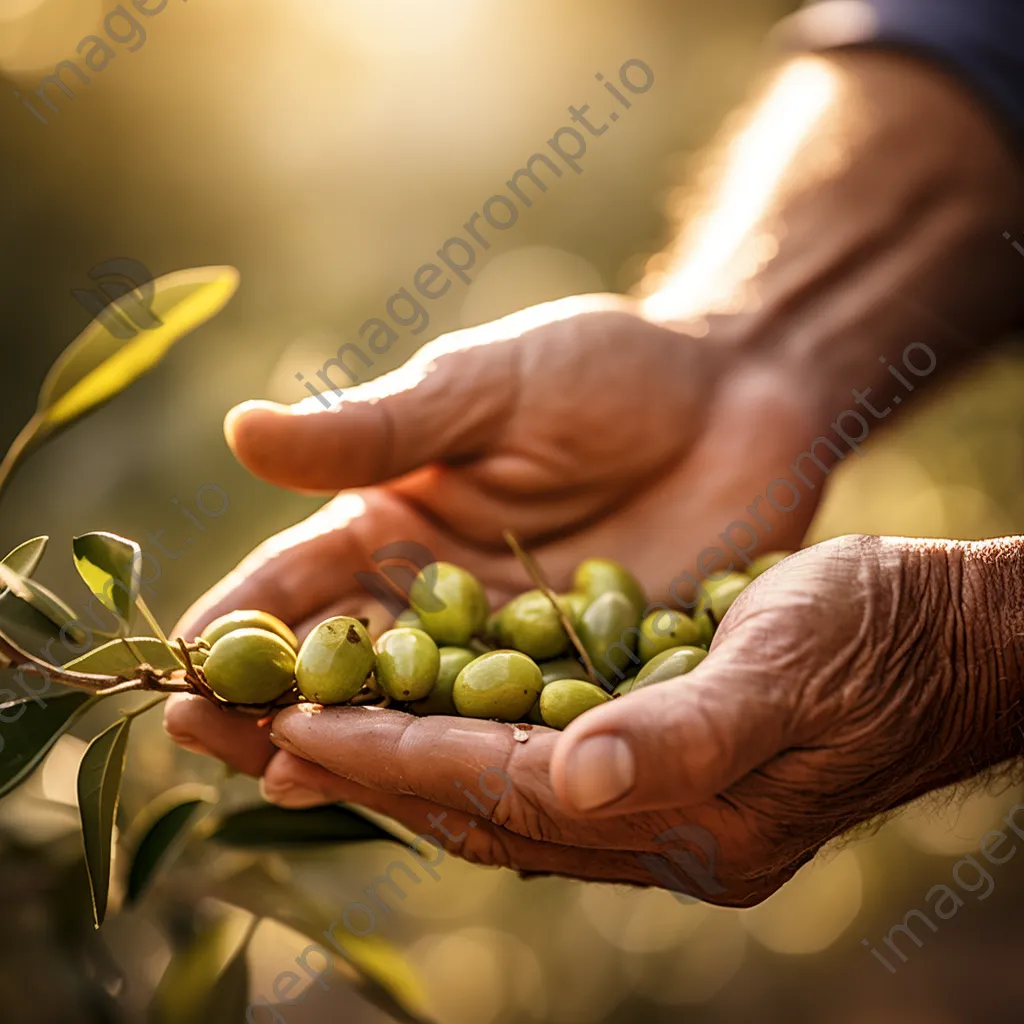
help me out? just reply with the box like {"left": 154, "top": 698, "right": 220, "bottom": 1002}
{"left": 167, "top": 535, "right": 1006, "bottom": 906}
{"left": 172, "top": 295, "right": 821, "bottom": 642}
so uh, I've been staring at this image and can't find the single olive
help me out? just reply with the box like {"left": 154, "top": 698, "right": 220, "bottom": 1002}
{"left": 557, "top": 592, "right": 589, "bottom": 629}
{"left": 693, "top": 609, "right": 715, "bottom": 647}
{"left": 204, "top": 628, "right": 297, "bottom": 704}
{"left": 539, "top": 657, "right": 590, "bottom": 685}
{"left": 540, "top": 679, "right": 611, "bottom": 729}
{"left": 572, "top": 558, "right": 646, "bottom": 617}
{"left": 201, "top": 609, "right": 298, "bottom": 651}
{"left": 495, "top": 589, "right": 570, "bottom": 660}
{"left": 295, "top": 616, "right": 376, "bottom": 704}
{"left": 393, "top": 608, "right": 425, "bottom": 631}
{"left": 409, "top": 647, "right": 477, "bottom": 716}
{"left": 374, "top": 628, "right": 440, "bottom": 701}
{"left": 578, "top": 590, "right": 641, "bottom": 682}
{"left": 452, "top": 650, "right": 542, "bottom": 721}
{"left": 700, "top": 572, "right": 751, "bottom": 623}
{"left": 410, "top": 562, "right": 490, "bottom": 646}
{"left": 638, "top": 608, "right": 705, "bottom": 663}
{"left": 747, "top": 551, "right": 793, "bottom": 578}
{"left": 633, "top": 645, "right": 707, "bottom": 690}
{"left": 613, "top": 676, "right": 636, "bottom": 697}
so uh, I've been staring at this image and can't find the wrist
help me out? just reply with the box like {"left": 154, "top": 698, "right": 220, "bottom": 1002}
{"left": 642, "top": 51, "right": 1024, "bottom": 438}
{"left": 948, "top": 538, "right": 1024, "bottom": 775}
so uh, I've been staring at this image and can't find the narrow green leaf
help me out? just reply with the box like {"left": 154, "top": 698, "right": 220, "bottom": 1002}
{"left": 78, "top": 716, "right": 132, "bottom": 927}
{"left": 64, "top": 636, "right": 180, "bottom": 675}
{"left": 0, "top": 686, "right": 94, "bottom": 799}
{"left": 0, "top": 590, "right": 67, "bottom": 657}
{"left": 126, "top": 787, "right": 214, "bottom": 904}
{"left": 208, "top": 864, "right": 435, "bottom": 1024}
{"left": 0, "top": 561, "right": 85, "bottom": 643}
{"left": 72, "top": 532, "right": 140, "bottom": 623}
{"left": 0, "top": 537, "right": 48, "bottom": 580}
{"left": 341, "top": 934, "right": 435, "bottom": 1024}
{"left": 209, "top": 804, "right": 403, "bottom": 849}
{"left": 41, "top": 266, "right": 239, "bottom": 425}
{"left": 151, "top": 914, "right": 254, "bottom": 1024}
{"left": 0, "top": 267, "right": 240, "bottom": 501}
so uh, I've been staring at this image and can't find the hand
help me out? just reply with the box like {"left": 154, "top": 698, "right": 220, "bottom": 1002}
{"left": 171, "top": 294, "right": 822, "bottom": 644}
{"left": 166, "top": 535, "right": 1024, "bottom": 906}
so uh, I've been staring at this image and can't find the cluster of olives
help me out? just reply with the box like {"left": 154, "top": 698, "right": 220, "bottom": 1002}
{"left": 195, "top": 552, "right": 791, "bottom": 730}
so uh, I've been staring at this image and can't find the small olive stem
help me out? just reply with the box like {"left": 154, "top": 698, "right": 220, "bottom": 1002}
{"left": 502, "top": 529, "right": 600, "bottom": 687}
{"left": 176, "top": 637, "right": 218, "bottom": 702}
{"left": 95, "top": 679, "right": 149, "bottom": 697}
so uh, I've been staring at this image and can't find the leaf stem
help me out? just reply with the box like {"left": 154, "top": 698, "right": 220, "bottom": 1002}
{"left": 502, "top": 530, "right": 600, "bottom": 687}
{"left": 0, "top": 413, "right": 45, "bottom": 506}
{"left": 135, "top": 596, "right": 184, "bottom": 668}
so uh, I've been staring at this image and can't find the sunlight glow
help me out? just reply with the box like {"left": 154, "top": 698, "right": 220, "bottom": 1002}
{"left": 643, "top": 58, "right": 840, "bottom": 324}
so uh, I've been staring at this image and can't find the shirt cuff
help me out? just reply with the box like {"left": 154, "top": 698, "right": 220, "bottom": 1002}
{"left": 773, "top": 0, "right": 1024, "bottom": 143}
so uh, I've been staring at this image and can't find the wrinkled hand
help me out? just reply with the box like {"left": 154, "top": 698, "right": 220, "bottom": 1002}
{"left": 167, "top": 535, "right": 1015, "bottom": 906}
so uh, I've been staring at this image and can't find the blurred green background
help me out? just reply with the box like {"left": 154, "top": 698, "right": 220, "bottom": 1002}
{"left": 3, "top": 0, "right": 1024, "bottom": 1021}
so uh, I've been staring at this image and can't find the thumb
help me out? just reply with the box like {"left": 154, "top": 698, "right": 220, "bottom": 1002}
{"left": 549, "top": 632, "right": 795, "bottom": 816}
{"left": 225, "top": 332, "right": 520, "bottom": 492}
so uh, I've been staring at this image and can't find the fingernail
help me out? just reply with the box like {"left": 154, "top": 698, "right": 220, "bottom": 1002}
{"left": 563, "top": 735, "right": 636, "bottom": 811}
{"left": 259, "top": 776, "right": 327, "bottom": 809}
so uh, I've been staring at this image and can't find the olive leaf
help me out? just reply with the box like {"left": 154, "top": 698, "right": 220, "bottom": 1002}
{"left": 210, "top": 864, "right": 435, "bottom": 1024}
{"left": 1, "top": 537, "right": 48, "bottom": 580}
{"left": 65, "top": 636, "right": 181, "bottom": 675}
{"left": 78, "top": 715, "right": 133, "bottom": 927}
{"left": 72, "top": 533, "right": 141, "bottom": 623}
{"left": 125, "top": 786, "right": 216, "bottom": 904}
{"left": 208, "top": 803, "right": 403, "bottom": 849}
{"left": 0, "top": 560, "right": 86, "bottom": 646}
{"left": 0, "top": 685, "right": 94, "bottom": 799}
{"left": 150, "top": 914, "right": 255, "bottom": 1024}
{"left": 0, "top": 266, "right": 240, "bottom": 500}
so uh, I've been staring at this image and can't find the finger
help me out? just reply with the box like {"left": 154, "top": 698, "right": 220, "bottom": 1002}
{"left": 258, "top": 750, "right": 664, "bottom": 886}
{"left": 267, "top": 704, "right": 659, "bottom": 850}
{"left": 163, "top": 694, "right": 276, "bottom": 777}
{"left": 171, "top": 492, "right": 397, "bottom": 639}
{"left": 225, "top": 326, "right": 522, "bottom": 493}
{"left": 550, "top": 610, "right": 796, "bottom": 816}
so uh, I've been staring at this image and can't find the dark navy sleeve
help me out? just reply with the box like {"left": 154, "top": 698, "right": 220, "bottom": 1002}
{"left": 777, "top": 0, "right": 1024, "bottom": 140}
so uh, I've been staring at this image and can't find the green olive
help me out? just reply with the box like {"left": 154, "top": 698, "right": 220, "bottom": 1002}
{"left": 693, "top": 609, "right": 715, "bottom": 647}
{"left": 201, "top": 609, "right": 298, "bottom": 651}
{"left": 612, "top": 676, "right": 636, "bottom": 697}
{"left": 540, "top": 679, "right": 611, "bottom": 729}
{"left": 633, "top": 645, "right": 707, "bottom": 690}
{"left": 204, "top": 628, "right": 297, "bottom": 704}
{"left": 409, "top": 647, "right": 476, "bottom": 716}
{"left": 572, "top": 558, "right": 646, "bottom": 617}
{"left": 747, "top": 551, "right": 793, "bottom": 578}
{"left": 557, "top": 592, "right": 589, "bottom": 629}
{"left": 374, "top": 628, "right": 440, "bottom": 701}
{"left": 295, "top": 616, "right": 376, "bottom": 704}
{"left": 699, "top": 572, "right": 751, "bottom": 623}
{"left": 638, "top": 608, "right": 705, "bottom": 663}
{"left": 495, "top": 589, "right": 569, "bottom": 660}
{"left": 578, "top": 590, "right": 641, "bottom": 683}
{"left": 452, "top": 650, "right": 542, "bottom": 721}
{"left": 393, "top": 608, "right": 425, "bottom": 630}
{"left": 538, "top": 657, "right": 590, "bottom": 685}
{"left": 410, "top": 562, "right": 490, "bottom": 646}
